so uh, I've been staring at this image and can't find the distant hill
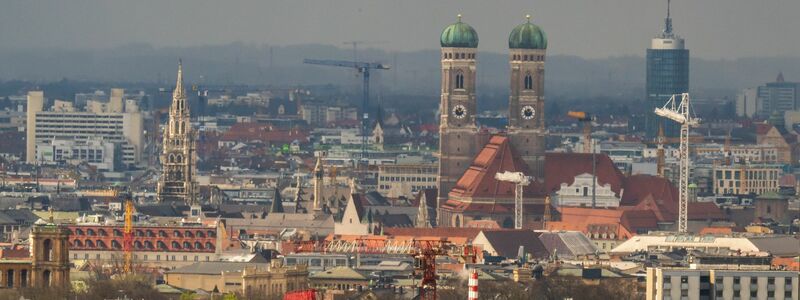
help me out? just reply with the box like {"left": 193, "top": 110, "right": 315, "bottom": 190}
{"left": 0, "top": 43, "right": 797, "bottom": 103}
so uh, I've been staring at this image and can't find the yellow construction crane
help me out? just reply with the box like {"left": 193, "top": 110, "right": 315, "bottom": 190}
{"left": 567, "top": 111, "right": 595, "bottom": 153}
{"left": 123, "top": 199, "right": 134, "bottom": 273}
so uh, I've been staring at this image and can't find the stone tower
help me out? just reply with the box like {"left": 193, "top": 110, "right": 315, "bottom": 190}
{"left": 312, "top": 156, "right": 324, "bottom": 212}
{"left": 437, "top": 15, "right": 483, "bottom": 204}
{"left": 507, "top": 15, "right": 548, "bottom": 179}
{"left": 29, "top": 219, "right": 70, "bottom": 288}
{"left": 157, "top": 60, "right": 198, "bottom": 204}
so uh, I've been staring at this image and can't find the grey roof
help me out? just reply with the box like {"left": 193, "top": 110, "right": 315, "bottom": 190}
{"left": 748, "top": 236, "right": 800, "bottom": 256}
{"left": 479, "top": 230, "right": 549, "bottom": 259}
{"left": 135, "top": 204, "right": 188, "bottom": 217}
{"left": 166, "top": 261, "right": 264, "bottom": 275}
{"left": 538, "top": 231, "right": 600, "bottom": 259}
{"left": 1, "top": 209, "right": 41, "bottom": 225}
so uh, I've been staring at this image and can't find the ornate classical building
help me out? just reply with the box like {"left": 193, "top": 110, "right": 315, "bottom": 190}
{"left": 157, "top": 61, "right": 198, "bottom": 204}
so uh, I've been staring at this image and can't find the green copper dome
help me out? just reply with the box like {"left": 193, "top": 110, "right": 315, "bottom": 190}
{"left": 508, "top": 16, "right": 547, "bottom": 49}
{"left": 440, "top": 15, "right": 479, "bottom": 48}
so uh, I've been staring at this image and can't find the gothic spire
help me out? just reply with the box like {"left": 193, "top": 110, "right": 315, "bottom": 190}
{"left": 173, "top": 59, "right": 186, "bottom": 103}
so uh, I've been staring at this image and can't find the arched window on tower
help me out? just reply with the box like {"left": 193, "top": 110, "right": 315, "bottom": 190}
{"left": 455, "top": 72, "right": 464, "bottom": 89}
{"left": 524, "top": 73, "right": 533, "bottom": 90}
{"left": 43, "top": 239, "right": 53, "bottom": 261}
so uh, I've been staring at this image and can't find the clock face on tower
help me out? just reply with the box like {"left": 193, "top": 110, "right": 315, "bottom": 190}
{"left": 452, "top": 105, "right": 467, "bottom": 119}
{"left": 521, "top": 105, "right": 536, "bottom": 120}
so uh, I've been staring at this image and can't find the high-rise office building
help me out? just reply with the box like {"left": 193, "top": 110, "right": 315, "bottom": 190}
{"left": 646, "top": 0, "right": 689, "bottom": 138}
{"left": 26, "top": 90, "right": 144, "bottom": 167}
{"left": 756, "top": 73, "right": 799, "bottom": 117}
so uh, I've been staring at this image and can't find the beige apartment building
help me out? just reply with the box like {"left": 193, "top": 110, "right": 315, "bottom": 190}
{"left": 712, "top": 163, "right": 782, "bottom": 195}
{"left": 165, "top": 261, "right": 309, "bottom": 295}
{"left": 377, "top": 164, "right": 437, "bottom": 198}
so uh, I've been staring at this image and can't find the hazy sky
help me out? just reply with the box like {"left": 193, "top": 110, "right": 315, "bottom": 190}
{"left": 2, "top": 0, "right": 799, "bottom": 59}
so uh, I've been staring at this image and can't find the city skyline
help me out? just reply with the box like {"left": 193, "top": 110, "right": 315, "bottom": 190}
{"left": 2, "top": 0, "right": 800, "bottom": 59}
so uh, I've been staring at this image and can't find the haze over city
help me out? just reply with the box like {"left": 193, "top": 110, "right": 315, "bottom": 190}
{"left": 0, "top": 1, "right": 798, "bottom": 300}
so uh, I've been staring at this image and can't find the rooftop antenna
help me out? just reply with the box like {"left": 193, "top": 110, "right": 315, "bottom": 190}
{"left": 664, "top": 0, "right": 674, "bottom": 36}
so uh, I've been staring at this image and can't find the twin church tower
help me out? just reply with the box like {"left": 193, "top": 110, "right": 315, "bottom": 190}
{"left": 438, "top": 15, "right": 548, "bottom": 202}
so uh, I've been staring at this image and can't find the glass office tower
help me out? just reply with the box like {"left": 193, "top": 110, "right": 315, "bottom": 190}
{"left": 646, "top": 1, "right": 689, "bottom": 138}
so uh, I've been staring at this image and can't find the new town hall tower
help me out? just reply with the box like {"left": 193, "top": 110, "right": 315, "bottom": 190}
{"left": 157, "top": 61, "right": 198, "bottom": 204}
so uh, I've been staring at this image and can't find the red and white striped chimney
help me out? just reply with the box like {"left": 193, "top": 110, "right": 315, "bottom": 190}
{"left": 468, "top": 269, "right": 479, "bottom": 300}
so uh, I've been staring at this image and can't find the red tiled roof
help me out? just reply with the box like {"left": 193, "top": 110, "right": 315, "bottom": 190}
{"left": 464, "top": 220, "right": 501, "bottom": 229}
{"left": 779, "top": 174, "right": 796, "bottom": 187}
{"left": 698, "top": 226, "right": 734, "bottom": 235}
{"left": 620, "top": 175, "right": 678, "bottom": 210}
{"left": 441, "top": 200, "right": 554, "bottom": 216}
{"left": 544, "top": 153, "right": 625, "bottom": 195}
{"left": 620, "top": 209, "right": 659, "bottom": 230}
{"left": 687, "top": 202, "right": 726, "bottom": 220}
{"left": 449, "top": 135, "right": 545, "bottom": 199}
{"left": 382, "top": 227, "right": 484, "bottom": 239}
{"left": 755, "top": 123, "right": 774, "bottom": 135}
{"left": 221, "top": 123, "right": 308, "bottom": 144}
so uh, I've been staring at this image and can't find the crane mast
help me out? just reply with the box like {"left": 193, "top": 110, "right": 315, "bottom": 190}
{"left": 654, "top": 93, "right": 698, "bottom": 233}
{"left": 494, "top": 171, "right": 531, "bottom": 229}
{"left": 303, "top": 59, "right": 390, "bottom": 169}
{"left": 123, "top": 199, "right": 134, "bottom": 273}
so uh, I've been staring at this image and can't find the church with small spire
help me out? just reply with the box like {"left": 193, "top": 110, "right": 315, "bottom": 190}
{"left": 157, "top": 60, "right": 199, "bottom": 204}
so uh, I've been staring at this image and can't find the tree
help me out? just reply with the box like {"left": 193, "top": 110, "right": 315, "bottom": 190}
{"left": 180, "top": 291, "right": 196, "bottom": 300}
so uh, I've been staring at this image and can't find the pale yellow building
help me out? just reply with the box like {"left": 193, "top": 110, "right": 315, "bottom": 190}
{"left": 164, "top": 261, "right": 308, "bottom": 296}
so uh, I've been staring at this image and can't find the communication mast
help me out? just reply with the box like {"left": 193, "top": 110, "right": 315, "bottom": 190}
{"left": 654, "top": 93, "right": 699, "bottom": 233}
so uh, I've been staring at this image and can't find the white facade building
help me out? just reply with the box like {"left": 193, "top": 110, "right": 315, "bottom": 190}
{"left": 26, "top": 90, "right": 144, "bottom": 166}
{"left": 555, "top": 173, "right": 620, "bottom": 208}
{"left": 646, "top": 267, "right": 798, "bottom": 300}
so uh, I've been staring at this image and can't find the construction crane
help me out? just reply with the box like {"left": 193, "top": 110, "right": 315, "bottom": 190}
{"left": 303, "top": 59, "right": 390, "bottom": 168}
{"left": 494, "top": 171, "right": 531, "bottom": 229}
{"left": 654, "top": 93, "right": 699, "bottom": 233}
{"left": 341, "top": 40, "right": 387, "bottom": 63}
{"left": 123, "top": 199, "right": 134, "bottom": 273}
{"left": 295, "top": 238, "right": 477, "bottom": 300}
{"left": 566, "top": 111, "right": 595, "bottom": 153}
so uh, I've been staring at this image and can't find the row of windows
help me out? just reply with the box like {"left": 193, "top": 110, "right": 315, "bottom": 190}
{"left": 72, "top": 239, "right": 215, "bottom": 251}
{"left": 443, "top": 52, "right": 475, "bottom": 60}
{"left": 512, "top": 54, "right": 544, "bottom": 61}
{"left": 715, "top": 170, "right": 780, "bottom": 180}
{"left": 71, "top": 228, "right": 215, "bottom": 238}
{"left": 379, "top": 176, "right": 436, "bottom": 183}
{"left": 74, "top": 252, "right": 211, "bottom": 262}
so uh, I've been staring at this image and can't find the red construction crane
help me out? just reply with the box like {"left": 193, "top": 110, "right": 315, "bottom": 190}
{"left": 294, "top": 238, "right": 477, "bottom": 300}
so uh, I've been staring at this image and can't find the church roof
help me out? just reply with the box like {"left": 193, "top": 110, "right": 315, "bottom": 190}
{"left": 449, "top": 135, "right": 545, "bottom": 199}
{"left": 544, "top": 152, "right": 625, "bottom": 196}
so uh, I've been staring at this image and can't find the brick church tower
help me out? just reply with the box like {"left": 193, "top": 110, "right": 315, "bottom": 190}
{"left": 506, "top": 15, "right": 548, "bottom": 179}
{"left": 436, "top": 15, "right": 486, "bottom": 206}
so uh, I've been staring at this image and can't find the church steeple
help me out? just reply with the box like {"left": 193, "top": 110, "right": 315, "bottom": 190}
{"left": 157, "top": 60, "right": 198, "bottom": 204}
{"left": 312, "top": 156, "right": 324, "bottom": 211}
